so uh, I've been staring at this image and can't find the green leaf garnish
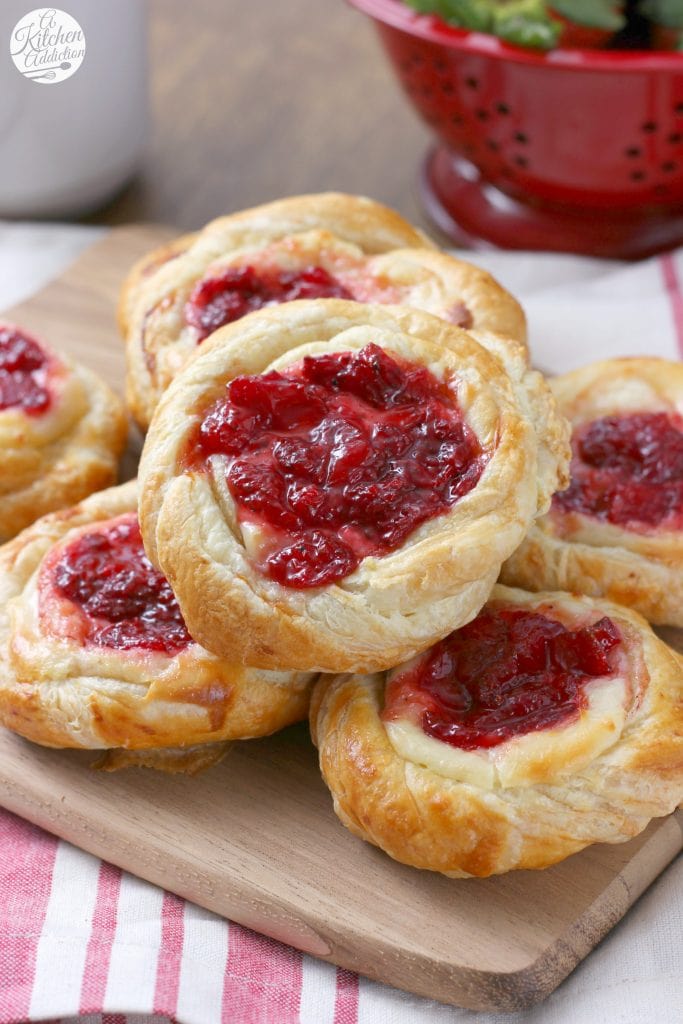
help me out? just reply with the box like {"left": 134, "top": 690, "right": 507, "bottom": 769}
{"left": 492, "top": 1, "right": 561, "bottom": 48}
{"left": 639, "top": 0, "right": 683, "bottom": 29}
{"left": 550, "top": 0, "right": 625, "bottom": 30}
{"left": 403, "top": 0, "right": 563, "bottom": 46}
{"left": 495, "top": 14, "right": 561, "bottom": 47}
{"left": 402, "top": 0, "right": 492, "bottom": 30}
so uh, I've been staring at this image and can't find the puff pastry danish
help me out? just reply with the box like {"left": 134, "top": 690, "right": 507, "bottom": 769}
{"left": 0, "top": 323, "right": 127, "bottom": 542}
{"left": 119, "top": 193, "right": 526, "bottom": 428}
{"left": 139, "top": 300, "right": 568, "bottom": 673}
{"left": 0, "top": 481, "right": 314, "bottom": 760}
{"left": 310, "top": 584, "right": 683, "bottom": 877}
{"left": 502, "top": 358, "right": 683, "bottom": 627}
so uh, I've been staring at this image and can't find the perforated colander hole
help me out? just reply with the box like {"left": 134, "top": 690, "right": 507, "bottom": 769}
{"left": 631, "top": 170, "right": 646, "bottom": 181}
{"left": 514, "top": 132, "right": 529, "bottom": 145}
{"left": 669, "top": 133, "right": 682, "bottom": 145}
{"left": 675, "top": 102, "right": 683, "bottom": 115}
{"left": 496, "top": 102, "right": 511, "bottom": 115}
{"left": 642, "top": 121, "right": 658, "bottom": 134}
{"left": 662, "top": 161, "right": 678, "bottom": 173}
{"left": 514, "top": 155, "right": 528, "bottom": 168}
{"left": 432, "top": 58, "right": 448, "bottom": 73}
{"left": 465, "top": 76, "right": 478, "bottom": 90}
{"left": 625, "top": 146, "right": 642, "bottom": 158}
{"left": 476, "top": 109, "right": 489, "bottom": 122}
{"left": 441, "top": 81, "right": 454, "bottom": 95}
{"left": 486, "top": 139, "right": 500, "bottom": 152}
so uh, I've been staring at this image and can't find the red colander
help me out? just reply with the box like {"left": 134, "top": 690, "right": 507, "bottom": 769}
{"left": 347, "top": 0, "right": 683, "bottom": 258}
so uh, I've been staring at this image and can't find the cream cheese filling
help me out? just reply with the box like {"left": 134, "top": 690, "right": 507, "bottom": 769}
{"left": 384, "top": 674, "right": 628, "bottom": 789}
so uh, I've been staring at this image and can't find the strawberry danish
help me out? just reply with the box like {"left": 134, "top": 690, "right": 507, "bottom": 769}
{"left": 0, "top": 323, "right": 127, "bottom": 542}
{"left": 311, "top": 585, "right": 683, "bottom": 876}
{"left": 119, "top": 193, "right": 526, "bottom": 428}
{"left": 502, "top": 358, "right": 683, "bottom": 627}
{"left": 139, "top": 301, "right": 567, "bottom": 673}
{"left": 0, "top": 481, "right": 314, "bottom": 769}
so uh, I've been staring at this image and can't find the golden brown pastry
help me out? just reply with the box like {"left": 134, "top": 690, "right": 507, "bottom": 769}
{"left": 139, "top": 300, "right": 568, "bottom": 673}
{"left": 0, "top": 322, "right": 127, "bottom": 542}
{"left": 119, "top": 193, "right": 526, "bottom": 428}
{"left": 0, "top": 481, "right": 314, "bottom": 762}
{"left": 311, "top": 584, "right": 683, "bottom": 877}
{"left": 502, "top": 358, "right": 683, "bottom": 627}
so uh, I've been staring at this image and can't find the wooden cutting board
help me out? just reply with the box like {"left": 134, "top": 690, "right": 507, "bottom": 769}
{"left": 0, "top": 227, "right": 681, "bottom": 1013}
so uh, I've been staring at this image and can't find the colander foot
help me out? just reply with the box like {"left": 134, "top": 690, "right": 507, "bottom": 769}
{"left": 421, "top": 145, "right": 683, "bottom": 260}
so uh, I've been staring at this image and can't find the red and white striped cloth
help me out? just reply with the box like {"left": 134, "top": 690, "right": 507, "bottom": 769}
{"left": 1, "top": 808, "right": 682, "bottom": 1024}
{"left": 0, "top": 224, "right": 681, "bottom": 1024}
{"left": 0, "top": 808, "right": 360, "bottom": 1024}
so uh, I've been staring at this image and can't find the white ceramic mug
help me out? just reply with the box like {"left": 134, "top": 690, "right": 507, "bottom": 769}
{"left": 0, "top": 1, "right": 148, "bottom": 217}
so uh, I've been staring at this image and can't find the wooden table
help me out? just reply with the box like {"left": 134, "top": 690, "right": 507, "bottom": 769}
{"left": 93, "top": 0, "right": 433, "bottom": 233}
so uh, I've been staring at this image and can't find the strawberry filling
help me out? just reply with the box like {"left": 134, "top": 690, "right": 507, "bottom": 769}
{"left": 383, "top": 607, "right": 622, "bottom": 750}
{"left": 46, "top": 514, "right": 192, "bottom": 653}
{"left": 554, "top": 412, "right": 683, "bottom": 531}
{"left": 187, "top": 343, "right": 488, "bottom": 588}
{"left": 0, "top": 325, "right": 51, "bottom": 416}
{"left": 185, "top": 265, "right": 352, "bottom": 341}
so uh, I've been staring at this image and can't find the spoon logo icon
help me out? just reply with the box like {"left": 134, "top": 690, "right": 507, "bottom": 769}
{"left": 10, "top": 8, "right": 86, "bottom": 84}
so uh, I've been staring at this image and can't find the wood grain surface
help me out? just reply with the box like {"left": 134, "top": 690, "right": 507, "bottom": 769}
{"left": 0, "top": 227, "right": 681, "bottom": 1012}
{"left": 91, "top": 0, "right": 434, "bottom": 234}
